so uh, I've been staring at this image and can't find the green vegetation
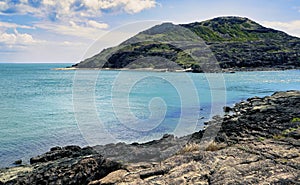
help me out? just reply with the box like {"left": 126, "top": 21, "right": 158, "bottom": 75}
{"left": 257, "top": 137, "right": 265, "bottom": 142}
{"left": 271, "top": 126, "right": 299, "bottom": 140}
{"left": 291, "top": 117, "right": 300, "bottom": 123}
{"left": 73, "top": 16, "right": 300, "bottom": 72}
{"left": 282, "top": 126, "right": 299, "bottom": 135}
{"left": 183, "top": 17, "right": 263, "bottom": 42}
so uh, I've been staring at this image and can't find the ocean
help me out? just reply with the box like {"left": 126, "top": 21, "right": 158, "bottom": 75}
{"left": 0, "top": 63, "right": 299, "bottom": 167}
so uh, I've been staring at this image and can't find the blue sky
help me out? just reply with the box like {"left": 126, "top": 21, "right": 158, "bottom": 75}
{"left": 0, "top": 0, "right": 299, "bottom": 63}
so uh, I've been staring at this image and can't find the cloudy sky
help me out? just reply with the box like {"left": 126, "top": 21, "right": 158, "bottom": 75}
{"left": 0, "top": 0, "right": 299, "bottom": 63}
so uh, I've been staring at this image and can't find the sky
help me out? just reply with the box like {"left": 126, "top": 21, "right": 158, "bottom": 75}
{"left": 0, "top": 0, "right": 300, "bottom": 63}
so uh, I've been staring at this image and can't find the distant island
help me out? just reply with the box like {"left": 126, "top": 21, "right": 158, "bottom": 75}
{"left": 71, "top": 16, "right": 300, "bottom": 72}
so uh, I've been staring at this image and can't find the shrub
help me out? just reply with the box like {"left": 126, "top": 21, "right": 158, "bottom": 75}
{"left": 177, "top": 143, "right": 200, "bottom": 154}
{"left": 273, "top": 134, "right": 285, "bottom": 140}
{"left": 205, "top": 141, "right": 224, "bottom": 151}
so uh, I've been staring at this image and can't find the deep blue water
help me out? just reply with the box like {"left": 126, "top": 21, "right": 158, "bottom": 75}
{"left": 0, "top": 63, "right": 299, "bottom": 167}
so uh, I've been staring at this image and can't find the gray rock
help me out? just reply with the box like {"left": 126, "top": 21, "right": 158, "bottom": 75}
{"left": 13, "top": 160, "right": 22, "bottom": 165}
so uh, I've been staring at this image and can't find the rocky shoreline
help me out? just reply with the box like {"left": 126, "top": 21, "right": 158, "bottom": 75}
{"left": 54, "top": 67, "right": 300, "bottom": 73}
{"left": 1, "top": 90, "right": 299, "bottom": 184}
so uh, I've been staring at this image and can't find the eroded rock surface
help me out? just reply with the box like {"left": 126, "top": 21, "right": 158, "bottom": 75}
{"left": 1, "top": 151, "right": 122, "bottom": 185}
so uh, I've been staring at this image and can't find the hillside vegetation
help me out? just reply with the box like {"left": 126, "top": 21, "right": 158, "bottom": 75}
{"left": 73, "top": 17, "right": 300, "bottom": 72}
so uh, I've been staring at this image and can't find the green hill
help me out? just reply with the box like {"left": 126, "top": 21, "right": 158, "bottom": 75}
{"left": 72, "top": 16, "right": 300, "bottom": 72}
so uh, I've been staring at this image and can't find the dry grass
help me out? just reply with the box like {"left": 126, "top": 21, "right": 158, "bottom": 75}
{"left": 273, "top": 134, "right": 285, "bottom": 140}
{"left": 205, "top": 141, "right": 226, "bottom": 151}
{"left": 177, "top": 143, "right": 200, "bottom": 154}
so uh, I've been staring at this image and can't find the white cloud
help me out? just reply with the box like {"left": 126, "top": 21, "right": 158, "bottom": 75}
{"left": 0, "top": 0, "right": 157, "bottom": 62}
{"left": 0, "top": 29, "right": 89, "bottom": 63}
{"left": 6, "top": 41, "right": 90, "bottom": 63}
{"left": 88, "top": 20, "right": 109, "bottom": 29}
{"left": 0, "top": 0, "right": 157, "bottom": 20}
{"left": 80, "top": 0, "right": 156, "bottom": 14}
{"left": 0, "top": 21, "right": 34, "bottom": 30}
{"left": 122, "top": 0, "right": 157, "bottom": 14}
{"left": 262, "top": 20, "right": 300, "bottom": 38}
{"left": 35, "top": 21, "right": 108, "bottom": 40}
{"left": 0, "top": 0, "right": 157, "bottom": 39}
{"left": 0, "top": 21, "right": 40, "bottom": 48}
{"left": 0, "top": 21, "right": 84, "bottom": 51}
{"left": 0, "top": 29, "right": 43, "bottom": 48}
{"left": 0, "top": 2, "right": 9, "bottom": 11}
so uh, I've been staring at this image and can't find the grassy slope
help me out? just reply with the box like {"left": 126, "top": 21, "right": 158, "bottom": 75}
{"left": 74, "top": 16, "right": 300, "bottom": 71}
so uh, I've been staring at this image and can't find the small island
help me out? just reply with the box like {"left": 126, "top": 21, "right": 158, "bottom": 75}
{"left": 70, "top": 17, "right": 300, "bottom": 73}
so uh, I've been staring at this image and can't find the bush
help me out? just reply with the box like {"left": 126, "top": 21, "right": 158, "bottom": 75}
{"left": 205, "top": 141, "right": 226, "bottom": 151}
{"left": 177, "top": 143, "right": 200, "bottom": 154}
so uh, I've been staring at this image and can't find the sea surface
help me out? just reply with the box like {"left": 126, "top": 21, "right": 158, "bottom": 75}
{"left": 0, "top": 63, "right": 299, "bottom": 167}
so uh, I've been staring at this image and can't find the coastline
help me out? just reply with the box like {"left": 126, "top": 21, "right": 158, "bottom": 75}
{"left": 52, "top": 67, "right": 191, "bottom": 72}
{"left": 52, "top": 66, "right": 300, "bottom": 73}
{"left": 1, "top": 90, "right": 299, "bottom": 184}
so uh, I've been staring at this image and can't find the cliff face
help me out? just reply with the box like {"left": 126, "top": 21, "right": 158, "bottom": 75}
{"left": 73, "top": 17, "right": 300, "bottom": 72}
{"left": 1, "top": 91, "right": 299, "bottom": 184}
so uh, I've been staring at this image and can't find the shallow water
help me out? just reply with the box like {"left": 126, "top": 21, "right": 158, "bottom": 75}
{"left": 0, "top": 63, "right": 299, "bottom": 167}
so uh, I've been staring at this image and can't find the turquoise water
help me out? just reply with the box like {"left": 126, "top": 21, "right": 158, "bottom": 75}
{"left": 0, "top": 63, "right": 299, "bottom": 167}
